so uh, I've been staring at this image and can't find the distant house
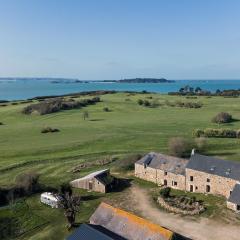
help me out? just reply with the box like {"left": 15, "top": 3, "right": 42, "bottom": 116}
{"left": 40, "top": 192, "right": 61, "bottom": 208}
{"left": 66, "top": 223, "right": 126, "bottom": 240}
{"left": 89, "top": 202, "right": 174, "bottom": 240}
{"left": 135, "top": 151, "right": 240, "bottom": 212}
{"left": 70, "top": 169, "right": 114, "bottom": 193}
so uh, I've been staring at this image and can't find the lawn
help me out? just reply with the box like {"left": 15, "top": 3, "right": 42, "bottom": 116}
{"left": 1, "top": 92, "right": 240, "bottom": 239}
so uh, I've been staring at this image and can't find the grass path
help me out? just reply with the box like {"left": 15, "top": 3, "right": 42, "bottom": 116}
{"left": 130, "top": 185, "right": 240, "bottom": 240}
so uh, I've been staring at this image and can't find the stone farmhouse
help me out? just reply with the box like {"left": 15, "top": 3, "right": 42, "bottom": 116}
{"left": 70, "top": 169, "right": 114, "bottom": 193}
{"left": 135, "top": 151, "right": 240, "bottom": 211}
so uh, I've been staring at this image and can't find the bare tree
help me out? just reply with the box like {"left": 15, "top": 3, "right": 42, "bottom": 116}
{"left": 83, "top": 111, "right": 89, "bottom": 120}
{"left": 58, "top": 184, "right": 81, "bottom": 229}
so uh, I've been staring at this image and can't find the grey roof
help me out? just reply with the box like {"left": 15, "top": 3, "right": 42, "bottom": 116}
{"left": 228, "top": 184, "right": 240, "bottom": 205}
{"left": 136, "top": 152, "right": 189, "bottom": 175}
{"left": 66, "top": 223, "right": 126, "bottom": 240}
{"left": 71, "top": 169, "right": 110, "bottom": 185}
{"left": 187, "top": 153, "right": 240, "bottom": 181}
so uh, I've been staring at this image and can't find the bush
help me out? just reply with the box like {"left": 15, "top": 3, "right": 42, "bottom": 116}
{"left": 193, "top": 128, "right": 238, "bottom": 138}
{"left": 117, "top": 154, "right": 142, "bottom": 171}
{"left": 195, "top": 137, "right": 207, "bottom": 152}
{"left": 0, "top": 122, "right": 3, "bottom": 125}
{"left": 168, "top": 137, "right": 193, "bottom": 157}
{"left": 212, "top": 112, "right": 233, "bottom": 124}
{"left": 143, "top": 100, "right": 151, "bottom": 107}
{"left": 22, "top": 97, "right": 101, "bottom": 115}
{"left": 137, "top": 99, "right": 144, "bottom": 105}
{"left": 160, "top": 187, "right": 171, "bottom": 198}
{"left": 103, "top": 107, "right": 110, "bottom": 112}
{"left": 192, "top": 129, "right": 204, "bottom": 137}
{"left": 15, "top": 172, "right": 40, "bottom": 195}
{"left": 41, "top": 127, "right": 60, "bottom": 133}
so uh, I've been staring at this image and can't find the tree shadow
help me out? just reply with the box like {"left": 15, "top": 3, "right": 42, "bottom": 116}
{"left": 89, "top": 119, "right": 104, "bottom": 122}
{"left": 207, "top": 152, "right": 235, "bottom": 157}
{"left": 81, "top": 195, "right": 102, "bottom": 201}
{"left": 109, "top": 178, "right": 133, "bottom": 193}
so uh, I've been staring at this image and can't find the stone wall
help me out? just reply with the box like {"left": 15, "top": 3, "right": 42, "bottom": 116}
{"left": 227, "top": 201, "right": 237, "bottom": 211}
{"left": 185, "top": 168, "right": 238, "bottom": 198}
{"left": 157, "top": 197, "right": 204, "bottom": 215}
{"left": 134, "top": 163, "right": 157, "bottom": 183}
{"left": 70, "top": 177, "right": 106, "bottom": 193}
{"left": 135, "top": 163, "right": 185, "bottom": 190}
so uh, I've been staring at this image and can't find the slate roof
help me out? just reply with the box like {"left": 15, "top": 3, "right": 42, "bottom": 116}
{"left": 66, "top": 223, "right": 126, "bottom": 240}
{"left": 228, "top": 184, "right": 240, "bottom": 205}
{"left": 90, "top": 202, "right": 174, "bottom": 240}
{"left": 136, "top": 152, "right": 188, "bottom": 175}
{"left": 71, "top": 169, "right": 112, "bottom": 186}
{"left": 187, "top": 153, "right": 240, "bottom": 181}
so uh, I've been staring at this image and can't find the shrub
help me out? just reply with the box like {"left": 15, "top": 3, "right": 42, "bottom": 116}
{"left": 194, "top": 128, "right": 238, "bottom": 138}
{"left": 103, "top": 107, "right": 110, "bottom": 112}
{"left": 212, "top": 112, "right": 232, "bottom": 124}
{"left": 0, "top": 122, "right": 3, "bottom": 125}
{"left": 237, "top": 130, "right": 240, "bottom": 138}
{"left": 192, "top": 129, "right": 204, "bottom": 137}
{"left": 168, "top": 137, "right": 193, "bottom": 157}
{"left": 143, "top": 100, "right": 151, "bottom": 107}
{"left": 160, "top": 187, "right": 171, "bottom": 198}
{"left": 195, "top": 137, "right": 207, "bottom": 152}
{"left": 22, "top": 97, "right": 100, "bottom": 115}
{"left": 41, "top": 127, "right": 60, "bottom": 133}
{"left": 117, "top": 154, "right": 142, "bottom": 171}
{"left": 137, "top": 99, "right": 144, "bottom": 105}
{"left": 15, "top": 172, "right": 40, "bottom": 195}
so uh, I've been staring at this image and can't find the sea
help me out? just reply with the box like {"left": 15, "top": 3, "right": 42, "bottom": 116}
{"left": 1, "top": 79, "right": 240, "bottom": 101}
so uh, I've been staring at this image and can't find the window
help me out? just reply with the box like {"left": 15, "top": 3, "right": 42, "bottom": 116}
{"left": 195, "top": 186, "right": 198, "bottom": 190}
{"left": 190, "top": 176, "right": 193, "bottom": 181}
{"left": 164, "top": 179, "right": 167, "bottom": 186}
{"left": 230, "top": 191, "right": 232, "bottom": 195}
{"left": 164, "top": 171, "right": 167, "bottom": 176}
{"left": 207, "top": 178, "right": 210, "bottom": 182}
{"left": 206, "top": 185, "right": 210, "bottom": 193}
{"left": 237, "top": 205, "right": 240, "bottom": 211}
{"left": 174, "top": 181, "right": 177, "bottom": 186}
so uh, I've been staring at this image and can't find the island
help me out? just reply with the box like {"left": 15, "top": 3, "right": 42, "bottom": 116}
{"left": 116, "top": 78, "right": 174, "bottom": 83}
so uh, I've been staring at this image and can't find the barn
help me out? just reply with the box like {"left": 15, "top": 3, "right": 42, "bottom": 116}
{"left": 70, "top": 169, "right": 114, "bottom": 193}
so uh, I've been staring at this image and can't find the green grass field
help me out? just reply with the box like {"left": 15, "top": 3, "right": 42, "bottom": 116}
{"left": 1, "top": 92, "right": 240, "bottom": 239}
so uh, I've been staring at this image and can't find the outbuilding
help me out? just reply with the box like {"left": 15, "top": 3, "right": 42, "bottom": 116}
{"left": 70, "top": 169, "right": 114, "bottom": 193}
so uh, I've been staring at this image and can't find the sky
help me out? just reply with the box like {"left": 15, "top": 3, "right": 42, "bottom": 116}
{"left": 0, "top": 0, "right": 240, "bottom": 80}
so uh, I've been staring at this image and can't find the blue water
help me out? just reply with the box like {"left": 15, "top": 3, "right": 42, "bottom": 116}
{"left": 1, "top": 79, "right": 240, "bottom": 100}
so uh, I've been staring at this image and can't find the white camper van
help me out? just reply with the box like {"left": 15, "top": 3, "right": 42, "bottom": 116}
{"left": 40, "top": 192, "right": 60, "bottom": 208}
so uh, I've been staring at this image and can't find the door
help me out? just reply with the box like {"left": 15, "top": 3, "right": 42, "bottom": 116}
{"left": 190, "top": 185, "right": 193, "bottom": 192}
{"left": 89, "top": 181, "right": 93, "bottom": 190}
{"left": 206, "top": 185, "right": 210, "bottom": 193}
{"left": 164, "top": 179, "right": 167, "bottom": 186}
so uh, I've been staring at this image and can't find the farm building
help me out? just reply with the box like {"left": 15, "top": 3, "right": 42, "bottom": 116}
{"left": 40, "top": 192, "right": 61, "bottom": 208}
{"left": 135, "top": 151, "right": 240, "bottom": 212}
{"left": 70, "top": 169, "right": 114, "bottom": 193}
{"left": 66, "top": 223, "right": 126, "bottom": 240}
{"left": 89, "top": 202, "right": 174, "bottom": 240}
{"left": 227, "top": 184, "right": 240, "bottom": 211}
{"left": 135, "top": 152, "right": 188, "bottom": 190}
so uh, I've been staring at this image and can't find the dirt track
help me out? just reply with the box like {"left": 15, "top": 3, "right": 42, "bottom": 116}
{"left": 130, "top": 185, "right": 240, "bottom": 240}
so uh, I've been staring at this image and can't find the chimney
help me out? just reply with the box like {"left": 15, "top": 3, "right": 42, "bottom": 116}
{"left": 191, "top": 149, "right": 195, "bottom": 156}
